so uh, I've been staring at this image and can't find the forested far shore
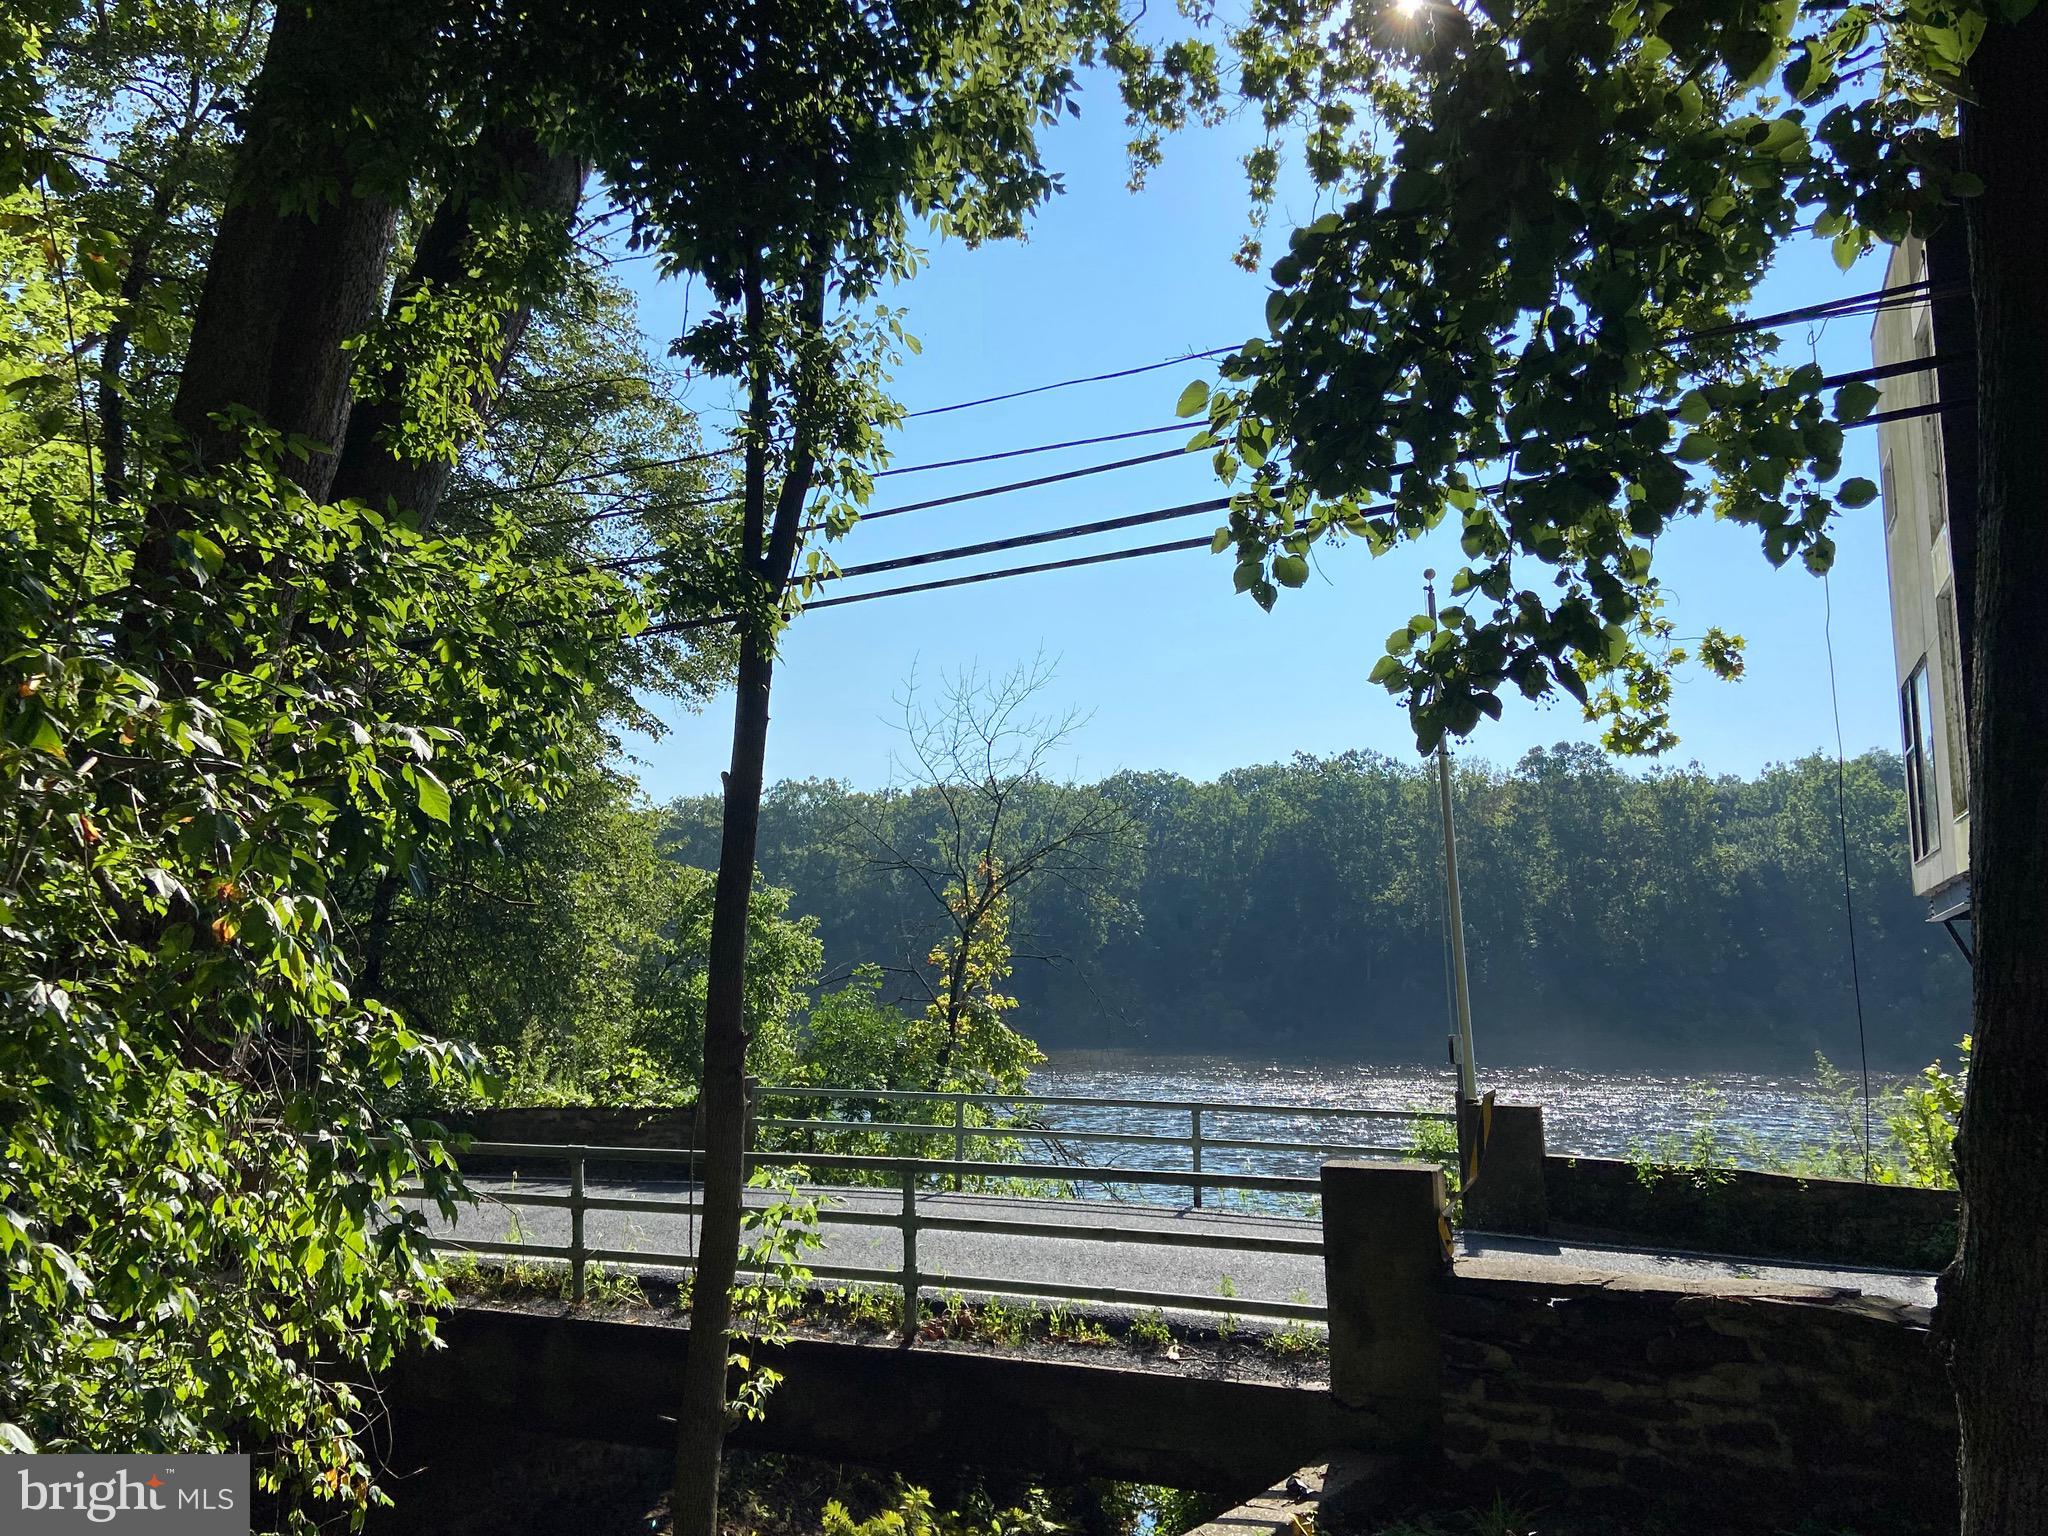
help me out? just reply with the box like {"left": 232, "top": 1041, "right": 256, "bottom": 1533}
{"left": 662, "top": 743, "right": 1968, "bottom": 1073}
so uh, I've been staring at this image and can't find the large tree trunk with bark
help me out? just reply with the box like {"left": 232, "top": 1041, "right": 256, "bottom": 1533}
{"left": 329, "top": 124, "right": 588, "bottom": 525}
{"left": 136, "top": 0, "right": 432, "bottom": 587}
{"left": 1947, "top": 11, "right": 2048, "bottom": 1533}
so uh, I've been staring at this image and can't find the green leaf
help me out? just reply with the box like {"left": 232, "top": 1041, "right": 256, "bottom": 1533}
{"left": 1175, "top": 379, "right": 1210, "bottom": 418}
{"left": 1834, "top": 380, "right": 1881, "bottom": 423}
{"left": 1675, "top": 390, "right": 1711, "bottom": 426}
{"left": 413, "top": 770, "right": 451, "bottom": 825}
{"left": 1836, "top": 476, "right": 1879, "bottom": 509}
{"left": 1675, "top": 432, "right": 1714, "bottom": 463}
{"left": 178, "top": 530, "right": 226, "bottom": 579}
{"left": 1272, "top": 554, "right": 1310, "bottom": 588}
{"left": 26, "top": 710, "right": 64, "bottom": 759}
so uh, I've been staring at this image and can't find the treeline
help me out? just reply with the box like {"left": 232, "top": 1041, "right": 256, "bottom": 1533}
{"left": 662, "top": 744, "right": 1970, "bottom": 1070}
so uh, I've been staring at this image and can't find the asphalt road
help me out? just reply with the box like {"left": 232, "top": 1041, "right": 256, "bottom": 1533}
{"left": 423, "top": 1176, "right": 1938, "bottom": 1316}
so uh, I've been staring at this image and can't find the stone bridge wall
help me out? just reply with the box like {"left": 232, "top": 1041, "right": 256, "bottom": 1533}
{"left": 1463, "top": 1102, "right": 1959, "bottom": 1270}
{"left": 1543, "top": 1155, "right": 1960, "bottom": 1270}
{"left": 1437, "top": 1267, "right": 1954, "bottom": 1531}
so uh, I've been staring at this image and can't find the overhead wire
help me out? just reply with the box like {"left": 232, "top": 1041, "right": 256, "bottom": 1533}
{"left": 1822, "top": 570, "right": 1877, "bottom": 1183}
{"left": 629, "top": 392, "right": 1959, "bottom": 637}
{"left": 591, "top": 443, "right": 1204, "bottom": 571}
{"left": 590, "top": 351, "right": 1950, "bottom": 578}
{"left": 526, "top": 423, "right": 1194, "bottom": 531}
{"left": 519, "top": 277, "right": 1955, "bottom": 535}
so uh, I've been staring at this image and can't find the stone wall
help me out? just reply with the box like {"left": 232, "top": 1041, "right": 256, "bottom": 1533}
{"left": 389, "top": 1306, "right": 1383, "bottom": 1495}
{"left": 1545, "top": 1155, "right": 1960, "bottom": 1270}
{"left": 1438, "top": 1266, "right": 1956, "bottom": 1533}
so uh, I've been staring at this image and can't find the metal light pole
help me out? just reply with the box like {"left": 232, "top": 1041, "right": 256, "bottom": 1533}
{"left": 1425, "top": 569, "right": 1479, "bottom": 1103}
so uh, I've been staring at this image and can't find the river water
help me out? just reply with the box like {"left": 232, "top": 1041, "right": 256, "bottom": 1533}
{"left": 1022, "top": 1052, "right": 1888, "bottom": 1179}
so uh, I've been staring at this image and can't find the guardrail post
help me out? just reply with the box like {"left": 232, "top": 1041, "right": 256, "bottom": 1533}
{"left": 1190, "top": 1105, "right": 1205, "bottom": 1209}
{"left": 951, "top": 1093, "right": 967, "bottom": 1193}
{"left": 1320, "top": 1158, "right": 1448, "bottom": 1453}
{"left": 900, "top": 1173, "right": 920, "bottom": 1341}
{"left": 569, "top": 1151, "right": 588, "bottom": 1305}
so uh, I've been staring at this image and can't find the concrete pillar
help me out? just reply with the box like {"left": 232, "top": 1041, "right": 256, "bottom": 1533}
{"left": 1458, "top": 1102, "right": 1548, "bottom": 1236}
{"left": 1320, "top": 1159, "right": 1449, "bottom": 1452}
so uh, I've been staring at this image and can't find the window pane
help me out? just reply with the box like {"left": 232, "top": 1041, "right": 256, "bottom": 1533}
{"left": 1908, "top": 659, "right": 1939, "bottom": 858}
{"left": 1923, "top": 413, "right": 1948, "bottom": 541}
{"left": 1936, "top": 586, "right": 1969, "bottom": 819}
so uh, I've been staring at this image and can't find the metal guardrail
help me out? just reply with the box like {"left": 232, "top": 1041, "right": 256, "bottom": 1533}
{"left": 417, "top": 1140, "right": 1329, "bottom": 1328}
{"left": 753, "top": 1085, "right": 1454, "bottom": 1207}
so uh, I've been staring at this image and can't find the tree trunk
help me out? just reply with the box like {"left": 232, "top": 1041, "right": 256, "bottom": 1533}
{"left": 329, "top": 124, "right": 588, "bottom": 525}
{"left": 136, "top": 0, "right": 430, "bottom": 585}
{"left": 671, "top": 256, "right": 825, "bottom": 1536}
{"left": 98, "top": 72, "right": 207, "bottom": 505}
{"left": 670, "top": 626, "right": 775, "bottom": 1536}
{"left": 360, "top": 870, "right": 401, "bottom": 997}
{"left": 1947, "top": 12, "right": 2048, "bottom": 1534}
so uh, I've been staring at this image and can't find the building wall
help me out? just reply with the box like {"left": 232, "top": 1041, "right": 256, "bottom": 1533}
{"left": 1872, "top": 239, "right": 1970, "bottom": 910}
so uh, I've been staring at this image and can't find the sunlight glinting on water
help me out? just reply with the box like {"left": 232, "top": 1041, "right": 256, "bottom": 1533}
{"left": 1010, "top": 1054, "right": 1891, "bottom": 1208}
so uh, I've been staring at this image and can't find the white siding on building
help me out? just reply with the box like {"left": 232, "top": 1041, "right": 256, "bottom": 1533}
{"left": 1871, "top": 239, "right": 1969, "bottom": 908}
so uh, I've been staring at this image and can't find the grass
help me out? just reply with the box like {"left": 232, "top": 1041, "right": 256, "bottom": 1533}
{"left": 437, "top": 1251, "right": 647, "bottom": 1307}
{"left": 1043, "top": 1303, "right": 1113, "bottom": 1347}
{"left": 438, "top": 1255, "right": 1309, "bottom": 1369}
{"left": 816, "top": 1284, "right": 898, "bottom": 1333}
{"left": 1128, "top": 1308, "right": 1174, "bottom": 1352}
{"left": 1259, "top": 1298, "right": 1326, "bottom": 1362}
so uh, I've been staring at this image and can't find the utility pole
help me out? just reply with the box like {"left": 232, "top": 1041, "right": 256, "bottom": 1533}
{"left": 1425, "top": 569, "right": 1479, "bottom": 1103}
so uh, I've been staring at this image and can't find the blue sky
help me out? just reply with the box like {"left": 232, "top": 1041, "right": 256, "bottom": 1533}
{"left": 615, "top": 69, "right": 1898, "bottom": 802}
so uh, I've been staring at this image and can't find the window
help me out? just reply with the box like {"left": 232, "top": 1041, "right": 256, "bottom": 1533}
{"left": 1901, "top": 658, "right": 1940, "bottom": 860}
{"left": 1880, "top": 449, "right": 1899, "bottom": 532}
{"left": 1915, "top": 315, "right": 1948, "bottom": 543}
{"left": 1936, "top": 583, "right": 1969, "bottom": 819}
{"left": 1924, "top": 411, "right": 1949, "bottom": 542}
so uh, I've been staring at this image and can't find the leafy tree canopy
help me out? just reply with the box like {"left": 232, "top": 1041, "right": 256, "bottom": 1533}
{"left": 1184, "top": 0, "right": 2016, "bottom": 754}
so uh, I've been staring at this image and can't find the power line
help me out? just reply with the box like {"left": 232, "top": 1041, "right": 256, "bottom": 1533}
{"left": 1821, "top": 571, "right": 1876, "bottom": 1183}
{"left": 872, "top": 421, "right": 1192, "bottom": 476}
{"left": 594, "top": 443, "right": 1204, "bottom": 571}
{"left": 901, "top": 345, "right": 1240, "bottom": 420}
{"left": 530, "top": 281, "right": 1953, "bottom": 537}
{"left": 589, "top": 347, "right": 1951, "bottom": 572}
{"left": 827, "top": 497, "right": 1233, "bottom": 583}
{"left": 630, "top": 392, "right": 1960, "bottom": 636}
{"left": 640, "top": 529, "right": 1229, "bottom": 636}
{"left": 858, "top": 445, "right": 1194, "bottom": 523}
{"left": 527, "top": 423, "right": 1195, "bottom": 531}
{"left": 531, "top": 278, "right": 1953, "bottom": 536}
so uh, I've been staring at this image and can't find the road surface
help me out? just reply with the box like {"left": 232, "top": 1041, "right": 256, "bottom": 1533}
{"left": 420, "top": 1175, "right": 1938, "bottom": 1316}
